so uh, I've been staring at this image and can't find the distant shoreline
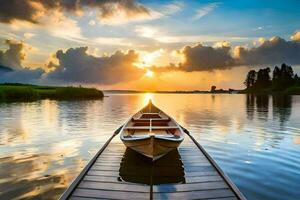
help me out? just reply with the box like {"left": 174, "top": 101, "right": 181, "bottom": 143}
{"left": 104, "top": 89, "right": 241, "bottom": 94}
{"left": 0, "top": 83, "right": 104, "bottom": 102}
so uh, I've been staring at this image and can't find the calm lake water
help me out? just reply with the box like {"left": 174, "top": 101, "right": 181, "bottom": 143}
{"left": 0, "top": 93, "right": 300, "bottom": 200}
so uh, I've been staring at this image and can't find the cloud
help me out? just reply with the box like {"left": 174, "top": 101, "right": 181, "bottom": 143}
{"left": 0, "top": 39, "right": 44, "bottom": 83}
{"left": 291, "top": 31, "right": 300, "bottom": 41}
{"left": 0, "top": 68, "right": 44, "bottom": 83}
{"left": 0, "top": 0, "right": 151, "bottom": 25}
{"left": 159, "top": 1, "right": 184, "bottom": 15}
{"left": 135, "top": 26, "right": 159, "bottom": 38}
{"left": 235, "top": 36, "right": 300, "bottom": 65}
{"left": 1, "top": 43, "right": 145, "bottom": 85}
{"left": 43, "top": 10, "right": 84, "bottom": 42}
{"left": 96, "top": 0, "right": 152, "bottom": 25}
{"left": 23, "top": 32, "right": 36, "bottom": 39}
{"left": 193, "top": 2, "right": 220, "bottom": 20}
{"left": 46, "top": 47, "right": 144, "bottom": 84}
{"left": 155, "top": 35, "right": 248, "bottom": 44}
{"left": 0, "top": 0, "right": 42, "bottom": 24}
{"left": 6, "top": 8, "right": 85, "bottom": 44}
{"left": 162, "top": 32, "right": 300, "bottom": 72}
{"left": 134, "top": 25, "right": 249, "bottom": 44}
{"left": 176, "top": 43, "right": 236, "bottom": 71}
{"left": 88, "top": 20, "right": 96, "bottom": 26}
{"left": 0, "top": 40, "right": 25, "bottom": 69}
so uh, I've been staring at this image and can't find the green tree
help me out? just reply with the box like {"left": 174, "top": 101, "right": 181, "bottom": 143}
{"left": 272, "top": 63, "right": 295, "bottom": 90}
{"left": 255, "top": 67, "right": 271, "bottom": 88}
{"left": 244, "top": 70, "right": 256, "bottom": 88}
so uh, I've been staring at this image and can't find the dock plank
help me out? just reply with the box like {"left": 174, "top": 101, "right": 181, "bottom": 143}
{"left": 153, "top": 181, "right": 228, "bottom": 192}
{"left": 72, "top": 188, "right": 149, "bottom": 200}
{"left": 78, "top": 181, "right": 149, "bottom": 192}
{"left": 153, "top": 189, "right": 235, "bottom": 200}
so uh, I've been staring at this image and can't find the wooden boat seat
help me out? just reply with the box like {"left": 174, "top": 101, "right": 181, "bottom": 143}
{"left": 125, "top": 129, "right": 178, "bottom": 137}
{"left": 132, "top": 118, "right": 170, "bottom": 122}
{"left": 141, "top": 113, "right": 161, "bottom": 119}
{"left": 124, "top": 126, "right": 178, "bottom": 130}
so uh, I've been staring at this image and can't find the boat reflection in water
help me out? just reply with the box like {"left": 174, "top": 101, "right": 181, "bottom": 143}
{"left": 118, "top": 148, "right": 185, "bottom": 185}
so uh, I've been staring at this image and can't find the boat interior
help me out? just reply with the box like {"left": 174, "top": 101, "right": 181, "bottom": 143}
{"left": 123, "top": 102, "right": 182, "bottom": 138}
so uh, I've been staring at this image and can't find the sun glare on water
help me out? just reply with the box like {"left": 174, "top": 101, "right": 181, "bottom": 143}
{"left": 143, "top": 93, "right": 154, "bottom": 105}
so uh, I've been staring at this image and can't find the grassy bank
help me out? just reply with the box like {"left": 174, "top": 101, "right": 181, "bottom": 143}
{"left": 240, "top": 86, "right": 300, "bottom": 95}
{"left": 0, "top": 84, "right": 104, "bottom": 102}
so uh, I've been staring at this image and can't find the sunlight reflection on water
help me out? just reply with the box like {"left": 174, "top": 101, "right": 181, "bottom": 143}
{"left": 0, "top": 94, "right": 300, "bottom": 200}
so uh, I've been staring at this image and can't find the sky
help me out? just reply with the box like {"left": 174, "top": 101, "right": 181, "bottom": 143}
{"left": 0, "top": 0, "right": 300, "bottom": 91}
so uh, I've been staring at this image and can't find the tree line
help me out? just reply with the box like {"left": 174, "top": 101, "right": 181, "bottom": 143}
{"left": 244, "top": 63, "right": 300, "bottom": 93}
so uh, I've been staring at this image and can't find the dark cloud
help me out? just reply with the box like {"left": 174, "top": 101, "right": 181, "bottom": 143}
{"left": 235, "top": 36, "right": 300, "bottom": 65}
{"left": 0, "top": 0, "right": 39, "bottom": 23}
{"left": 177, "top": 43, "right": 236, "bottom": 71}
{"left": 0, "top": 0, "right": 149, "bottom": 24}
{"left": 0, "top": 40, "right": 25, "bottom": 70}
{"left": 0, "top": 40, "right": 144, "bottom": 85}
{"left": 0, "top": 69, "right": 44, "bottom": 83}
{"left": 47, "top": 47, "right": 144, "bottom": 84}
{"left": 0, "top": 39, "right": 44, "bottom": 83}
{"left": 161, "top": 35, "right": 300, "bottom": 72}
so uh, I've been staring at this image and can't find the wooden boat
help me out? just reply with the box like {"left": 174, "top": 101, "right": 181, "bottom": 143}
{"left": 120, "top": 100, "right": 185, "bottom": 161}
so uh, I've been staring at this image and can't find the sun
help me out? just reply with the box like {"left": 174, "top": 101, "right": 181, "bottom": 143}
{"left": 145, "top": 70, "right": 154, "bottom": 78}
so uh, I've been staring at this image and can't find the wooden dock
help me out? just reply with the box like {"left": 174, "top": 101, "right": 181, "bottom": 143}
{"left": 60, "top": 127, "right": 246, "bottom": 200}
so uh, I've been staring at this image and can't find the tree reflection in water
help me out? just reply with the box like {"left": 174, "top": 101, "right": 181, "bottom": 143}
{"left": 272, "top": 95, "right": 292, "bottom": 126}
{"left": 246, "top": 94, "right": 292, "bottom": 125}
{"left": 119, "top": 148, "right": 185, "bottom": 185}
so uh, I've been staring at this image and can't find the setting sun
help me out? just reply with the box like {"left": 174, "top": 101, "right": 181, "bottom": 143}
{"left": 145, "top": 70, "right": 154, "bottom": 78}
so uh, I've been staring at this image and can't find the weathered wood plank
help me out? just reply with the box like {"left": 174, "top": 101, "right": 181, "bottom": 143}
{"left": 95, "top": 160, "right": 122, "bottom": 165}
{"left": 180, "top": 160, "right": 211, "bottom": 165}
{"left": 182, "top": 162, "right": 211, "bottom": 167}
{"left": 84, "top": 175, "right": 144, "bottom": 185}
{"left": 70, "top": 197, "right": 107, "bottom": 200}
{"left": 183, "top": 166, "right": 215, "bottom": 172}
{"left": 180, "top": 157, "right": 207, "bottom": 162}
{"left": 72, "top": 188, "right": 149, "bottom": 200}
{"left": 78, "top": 181, "right": 149, "bottom": 192}
{"left": 184, "top": 175, "right": 223, "bottom": 183}
{"left": 83, "top": 175, "right": 121, "bottom": 183}
{"left": 96, "top": 156, "right": 123, "bottom": 161}
{"left": 208, "top": 197, "right": 238, "bottom": 200}
{"left": 153, "top": 181, "right": 228, "bottom": 193}
{"left": 91, "top": 165, "right": 120, "bottom": 171}
{"left": 100, "top": 152, "right": 124, "bottom": 155}
{"left": 88, "top": 170, "right": 120, "bottom": 177}
{"left": 153, "top": 189, "right": 235, "bottom": 200}
{"left": 93, "top": 162, "right": 122, "bottom": 167}
{"left": 184, "top": 171, "right": 218, "bottom": 177}
{"left": 99, "top": 155, "right": 123, "bottom": 158}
